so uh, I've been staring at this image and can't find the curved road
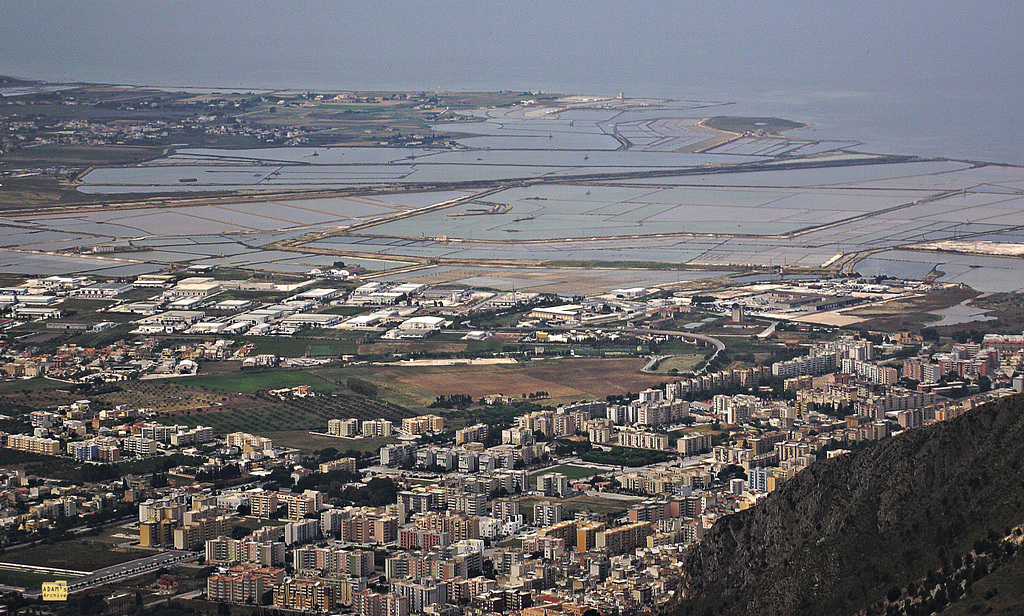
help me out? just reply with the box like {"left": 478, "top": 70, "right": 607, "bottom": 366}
{"left": 624, "top": 326, "right": 726, "bottom": 375}
{"left": 492, "top": 324, "right": 726, "bottom": 375}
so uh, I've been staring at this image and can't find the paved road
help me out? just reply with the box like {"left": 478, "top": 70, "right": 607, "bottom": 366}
{"left": 640, "top": 355, "right": 669, "bottom": 373}
{"left": 0, "top": 562, "right": 88, "bottom": 577}
{"left": 21, "top": 551, "right": 198, "bottom": 597}
{"left": 72, "top": 551, "right": 198, "bottom": 591}
{"left": 490, "top": 324, "right": 726, "bottom": 375}
{"left": 624, "top": 326, "right": 725, "bottom": 375}
{"left": 757, "top": 321, "right": 780, "bottom": 338}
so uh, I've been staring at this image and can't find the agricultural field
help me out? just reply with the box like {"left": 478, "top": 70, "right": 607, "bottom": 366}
{"left": 650, "top": 353, "right": 705, "bottom": 374}
{"left": 0, "top": 354, "right": 678, "bottom": 438}
{"left": 0, "top": 378, "right": 246, "bottom": 416}
{"left": 245, "top": 337, "right": 359, "bottom": 358}
{"left": 159, "top": 389, "right": 411, "bottom": 435}
{"left": 0, "top": 365, "right": 414, "bottom": 439}
{"left": 267, "top": 431, "right": 395, "bottom": 454}
{"left": 185, "top": 369, "right": 346, "bottom": 395}
{"left": 162, "top": 405, "right": 323, "bottom": 433}
{"left": 335, "top": 358, "right": 671, "bottom": 407}
{"left": 357, "top": 341, "right": 470, "bottom": 357}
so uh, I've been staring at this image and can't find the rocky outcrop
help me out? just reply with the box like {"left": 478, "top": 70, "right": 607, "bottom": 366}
{"left": 675, "top": 394, "right": 1024, "bottom": 616}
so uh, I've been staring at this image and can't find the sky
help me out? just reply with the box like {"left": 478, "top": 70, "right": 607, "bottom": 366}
{"left": 2, "top": 0, "right": 1022, "bottom": 162}
{"left": 2, "top": 0, "right": 1021, "bottom": 94}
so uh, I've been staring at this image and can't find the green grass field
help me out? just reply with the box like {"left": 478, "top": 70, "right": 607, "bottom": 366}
{"left": 2, "top": 538, "right": 150, "bottom": 572}
{"left": 184, "top": 370, "right": 344, "bottom": 394}
{"left": 528, "top": 464, "right": 604, "bottom": 485}
{"left": 0, "top": 378, "right": 68, "bottom": 394}
{"left": 245, "top": 338, "right": 358, "bottom": 358}
{"left": 653, "top": 354, "right": 704, "bottom": 374}
{"left": 0, "top": 569, "right": 79, "bottom": 589}
{"left": 161, "top": 406, "right": 325, "bottom": 433}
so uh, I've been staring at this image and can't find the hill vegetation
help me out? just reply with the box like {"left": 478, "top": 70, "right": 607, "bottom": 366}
{"left": 674, "top": 393, "right": 1024, "bottom": 616}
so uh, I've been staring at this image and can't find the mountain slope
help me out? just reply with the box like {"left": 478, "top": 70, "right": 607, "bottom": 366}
{"left": 675, "top": 393, "right": 1024, "bottom": 616}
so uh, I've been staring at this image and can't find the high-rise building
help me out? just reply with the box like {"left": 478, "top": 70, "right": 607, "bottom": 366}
{"left": 533, "top": 501, "right": 563, "bottom": 526}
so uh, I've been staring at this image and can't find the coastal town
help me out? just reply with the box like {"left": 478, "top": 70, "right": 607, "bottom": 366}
{"left": 4, "top": 0, "right": 1024, "bottom": 612}
{"left": 0, "top": 265, "right": 1019, "bottom": 614}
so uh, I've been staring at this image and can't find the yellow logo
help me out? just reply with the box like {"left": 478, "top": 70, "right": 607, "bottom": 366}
{"left": 41, "top": 580, "right": 68, "bottom": 601}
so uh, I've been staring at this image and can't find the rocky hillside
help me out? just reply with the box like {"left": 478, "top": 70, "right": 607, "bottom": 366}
{"left": 674, "top": 393, "right": 1024, "bottom": 616}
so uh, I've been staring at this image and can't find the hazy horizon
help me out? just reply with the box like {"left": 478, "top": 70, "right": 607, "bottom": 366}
{"left": 3, "top": 0, "right": 1023, "bottom": 162}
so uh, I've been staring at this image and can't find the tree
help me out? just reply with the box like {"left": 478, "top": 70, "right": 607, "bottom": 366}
{"left": 346, "top": 377, "right": 378, "bottom": 397}
{"left": 318, "top": 447, "right": 340, "bottom": 463}
{"left": 717, "top": 464, "right": 747, "bottom": 482}
{"left": 76, "top": 593, "right": 106, "bottom": 615}
{"left": 150, "top": 470, "right": 168, "bottom": 489}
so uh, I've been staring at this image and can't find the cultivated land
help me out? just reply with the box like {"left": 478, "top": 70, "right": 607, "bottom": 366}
{"left": 0, "top": 352, "right": 684, "bottom": 441}
{"left": 339, "top": 358, "right": 673, "bottom": 406}
{"left": 3, "top": 78, "right": 1024, "bottom": 616}
{"left": 269, "top": 431, "right": 395, "bottom": 454}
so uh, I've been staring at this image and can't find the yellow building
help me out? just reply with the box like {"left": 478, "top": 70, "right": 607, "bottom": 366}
{"left": 402, "top": 414, "right": 444, "bottom": 435}
{"left": 274, "top": 577, "right": 335, "bottom": 612}
{"left": 538, "top": 520, "right": 578, "bottom": 549}
{"left": 139, "top": 519, "right": 178, "bottom": 547}
{"left": 576, "top": 521, "right": 605, "bottom": 552}
{"left": 596, "top": 521, "right": 653, "bottom": 554}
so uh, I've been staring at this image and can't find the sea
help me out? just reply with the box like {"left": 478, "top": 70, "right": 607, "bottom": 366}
{"left": 2, "top": 0, "right": 1022, "bottom": 164}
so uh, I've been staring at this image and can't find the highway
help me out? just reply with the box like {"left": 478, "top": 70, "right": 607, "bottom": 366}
{"left": 492, "top": 323, "right": 726, "bottom": 374}
{"left": 623, "top": 326, "right": 726, "bottom": 375}
{"left": 21, "top": 551, "right": 198, "bottom": 598}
